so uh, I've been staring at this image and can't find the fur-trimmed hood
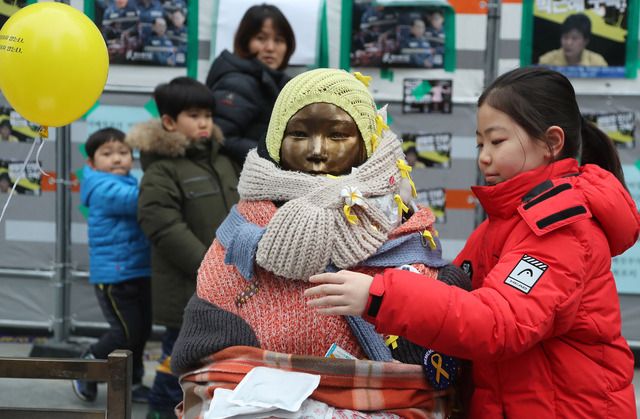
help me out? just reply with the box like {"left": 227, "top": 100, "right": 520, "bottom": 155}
{"left": 125, "top": 119, "right": 225, "bottom": 169}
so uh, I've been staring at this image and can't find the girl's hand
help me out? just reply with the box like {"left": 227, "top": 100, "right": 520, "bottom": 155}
{"left": 304, "top": 271, "right": 374, "bottom": 316}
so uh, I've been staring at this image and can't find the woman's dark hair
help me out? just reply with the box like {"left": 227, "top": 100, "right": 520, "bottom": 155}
{"left": 233, "top": 4, "right": 296, "bottom": 71}
{"left": 154, "top": 76, "right": 216, "bottom": 120}
{"left": 561, "top": 13, "right": 591, "bottom": 40}
{"left": 478, "top": 66, "right": 626, "bottom": 189}
{"left": 85, "top": 127, "right": 127, "bottom": 159}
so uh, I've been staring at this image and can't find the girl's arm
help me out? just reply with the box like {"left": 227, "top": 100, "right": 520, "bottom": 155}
{"left": 306, "top": 271, "right": 374, "bottom": 316}
{"left": 307, "top": 225, "right": 587, "bottom": 363}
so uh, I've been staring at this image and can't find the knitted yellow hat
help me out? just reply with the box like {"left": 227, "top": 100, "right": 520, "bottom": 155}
{"left": 266, "top": 68, "right": 378, "bottom": 164}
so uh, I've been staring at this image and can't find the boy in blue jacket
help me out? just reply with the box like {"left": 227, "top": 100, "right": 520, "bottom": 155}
{"left": 74, "top": 127, "right": 152, "bottom": 404}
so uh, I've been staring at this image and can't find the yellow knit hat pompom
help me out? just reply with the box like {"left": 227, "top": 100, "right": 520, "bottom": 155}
{"left": 266, "top": 68, "right": 378, "bottom": 164}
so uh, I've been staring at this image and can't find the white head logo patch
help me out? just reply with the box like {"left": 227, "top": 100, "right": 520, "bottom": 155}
{"left": 504, "top": 255, "right": 548, "bottom": 294}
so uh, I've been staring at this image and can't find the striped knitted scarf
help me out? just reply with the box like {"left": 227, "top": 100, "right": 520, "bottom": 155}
{"left": 238, "top": 127, "right": 406, "bottom": 280}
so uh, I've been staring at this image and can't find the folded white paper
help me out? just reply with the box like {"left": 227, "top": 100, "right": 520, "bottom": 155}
{"left": 205, "top": 367, "right": 321, "bottom": 419}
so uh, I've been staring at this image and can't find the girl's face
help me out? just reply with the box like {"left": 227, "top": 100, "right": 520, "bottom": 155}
{"left": 248, "top": 18, "right": 287, "bottom": 70}
{"left": 476, "top": 104, "right": 550, "bottom": 186}
{"left": 280, "top": 103, "right": 366, "bottom": 176}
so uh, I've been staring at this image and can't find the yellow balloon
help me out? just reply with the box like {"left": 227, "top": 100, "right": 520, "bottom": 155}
{"left": 0, "top": 2, "right": 109, "bottom": 128}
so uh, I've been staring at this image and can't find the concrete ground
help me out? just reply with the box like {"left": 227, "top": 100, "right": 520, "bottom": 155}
{"left": 0, "top": 338, "right": 639, "bottom": 418}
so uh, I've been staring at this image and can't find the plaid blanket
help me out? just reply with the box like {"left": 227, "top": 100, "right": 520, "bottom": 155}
{"left": 176, "top": 346, "right": 451, "bottom": 419}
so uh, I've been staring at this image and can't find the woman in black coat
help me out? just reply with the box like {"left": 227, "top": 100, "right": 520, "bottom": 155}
{"left": 206, "top": 4, "right": 296, "bottom": 166}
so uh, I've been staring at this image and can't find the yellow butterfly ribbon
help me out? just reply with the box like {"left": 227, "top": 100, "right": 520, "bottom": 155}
{"left": 375, "top": 115, "right": 389, "bottom": 135}
{"left": 385, "top": 335, "right": 399, "bottom": 349}
{"left": 343, "top": 205, "right": 359, "bottom": 225}
{"left": 370, "top": 134, "right": 379, "bottom": 153}
{"left": 353, "top": 71, "right": 372, "bottom": 87}
{"left": 394, "top": 194, "right": 409, "bottom": 215}
{"left": 423, "top": 230, "right": 437, "bottom": 249}
{"left": 397, "top": 159, "right": 417, "bottom": 198}
{"left": 431, "top": 353, "right": 450, "bottom": 383}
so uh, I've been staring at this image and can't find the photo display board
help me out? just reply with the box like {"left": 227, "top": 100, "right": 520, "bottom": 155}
{"left": 350, "top": 0, "right": 455, "bottom": 71}
{"left": 521, "top": 0, "right": 639, "bottom": 78}
{"left": 85, "top": 0, "right": 194, "bottom": 69}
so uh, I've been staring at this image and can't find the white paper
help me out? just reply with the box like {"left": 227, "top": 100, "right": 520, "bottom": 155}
{"left": 205, "top": 367, "right": 321, "bottom": 419}
{"left": 229, "top": 367, "right": 321, "bottom": 411}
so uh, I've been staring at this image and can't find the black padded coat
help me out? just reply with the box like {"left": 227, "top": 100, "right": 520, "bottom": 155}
{"left": 206, "top": 50, "right": 289, "bottom": 166}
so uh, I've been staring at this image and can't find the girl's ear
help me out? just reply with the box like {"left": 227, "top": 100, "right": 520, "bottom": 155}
{"left": 545, "top": 125, "right": 565, "bottom": 159}
{"left": 161, "top": 114, "right": 177, "bottom": 132}
{"left": 86, "top": 157, "right": 95, "bottom": 170}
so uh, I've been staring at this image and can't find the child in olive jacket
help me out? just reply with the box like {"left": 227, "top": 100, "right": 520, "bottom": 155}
{"left": 126, "top": 76, "right": 240, "bottom": 418}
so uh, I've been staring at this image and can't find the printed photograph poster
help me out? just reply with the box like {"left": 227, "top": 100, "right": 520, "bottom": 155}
{"left": 86, "top": 0, "right": 190, "bottom": 67}
{"left": 351, "top": 0, "right": 449, "bottom": 69}
{"left": 524, "top": 0, "right": 638, "bottom": 78}
{"left": 612, "top": 164, "right": 640, "bottom": 294}
{"left": 0, "top": 106, "right": 40, "bottom": 143}
{"left": 0, "top": 159, "right": 41, "bottom": 196}
{"left": 414, "top": 188, "right": 446, "bottom": 223}
{"left": 0, "top": 1, "right": 32, "bottom": 30}
{"left": 402, "top": 79, "right": 452, "bottom": 114}
{"left": 402, "top": 132, "right": 452, "bottom": 168}
{"left": 583, "top": 110, "right": 635, "bottom": 149}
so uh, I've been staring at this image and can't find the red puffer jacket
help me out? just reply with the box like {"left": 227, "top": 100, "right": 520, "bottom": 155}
{"left": 364, "top": 159, "right": 639, "bottom": 418}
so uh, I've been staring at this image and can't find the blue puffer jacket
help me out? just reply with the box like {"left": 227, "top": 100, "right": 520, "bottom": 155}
{"left": 80, "top": 165, "right": 151, "bottom": 284}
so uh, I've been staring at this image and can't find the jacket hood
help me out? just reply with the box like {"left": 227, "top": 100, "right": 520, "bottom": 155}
{"left": 206, "top": 49, "right": 287, "bottom": 90}
{"left": 474, "top": 159, "right": 640, "bottom": 257}
{"left": 125, "top": 119, "right": 224, "bottom": 169}
{"left": 577, "top": 164, "right": 640, "bottom": 256}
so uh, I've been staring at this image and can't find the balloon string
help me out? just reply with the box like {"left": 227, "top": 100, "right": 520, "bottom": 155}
{"left": 0, "top": 129, "right": 45, "bottom": 225}
{"left": 35, "top": 135, "right": 49, "bottom": 177}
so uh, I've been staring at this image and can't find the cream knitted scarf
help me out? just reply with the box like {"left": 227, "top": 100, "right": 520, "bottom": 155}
{"left": 238, "top": 125, "right": 406, "bottom": 281}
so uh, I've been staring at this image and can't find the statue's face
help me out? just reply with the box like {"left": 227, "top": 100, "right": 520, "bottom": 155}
{"left": 280, "top": 103, "right": 366, "bottom": 176}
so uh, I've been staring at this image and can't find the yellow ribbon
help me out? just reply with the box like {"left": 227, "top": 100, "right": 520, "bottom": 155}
{"left": 430, "top": 353, "right": 450, "bottom": 383}
{"left": 394, "top": 194, "right": 409, "bottom": 215}
{"left": 422, "top": 230, "right": 437, "bottom": 250}
{"left": 375, "top": 115, "right": 389, "bottom": 135}
{"left": 370, "top": 134, "right": 379, "bottom": 153}
{"left": 343, "top": 205, "right": 359, "bottom": 225}
{"left": 397, "top": 159, "right": 417, "bottom": 198}
{"left": 353, "top": 71, "right": 372, "bottom": 87}
{"left": 39, "top": 126, "right": 49, "bottom": 138}
{"left": 385, "top": 335, "right": 399, "bottom": 349}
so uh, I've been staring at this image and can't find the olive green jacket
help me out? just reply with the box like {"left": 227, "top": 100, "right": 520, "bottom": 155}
{"left": 126, "top": 120, "right": 240, "bottom": 328}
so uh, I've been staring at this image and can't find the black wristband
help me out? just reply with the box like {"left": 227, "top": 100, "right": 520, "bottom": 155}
{"left": 366, "top": 294, "right": 383, "bottom": 318}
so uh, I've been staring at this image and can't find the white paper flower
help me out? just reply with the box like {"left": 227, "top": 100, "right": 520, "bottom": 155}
{"left": 340, "top": 186, "right": 365, "bottom": 207}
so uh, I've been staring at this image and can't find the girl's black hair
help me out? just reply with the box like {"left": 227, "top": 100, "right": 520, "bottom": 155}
{"left": 478, "top": 66, "right": 626, "bottom": 189}
{"left": 85, "top": 127, "right": 127, "bottom": 159}
{"left": 153, "top": 76, "right": 216, "bottom": 120}
{"left": 233, "top": 4, "right": 296, "bottom": 71}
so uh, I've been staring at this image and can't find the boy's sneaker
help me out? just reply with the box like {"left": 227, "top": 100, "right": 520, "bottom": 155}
{"left": 132, "top": 382, "right": 151, "bottom": 403}
{"left": 72, "top": 349, "right": 97, "bottom": 402}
